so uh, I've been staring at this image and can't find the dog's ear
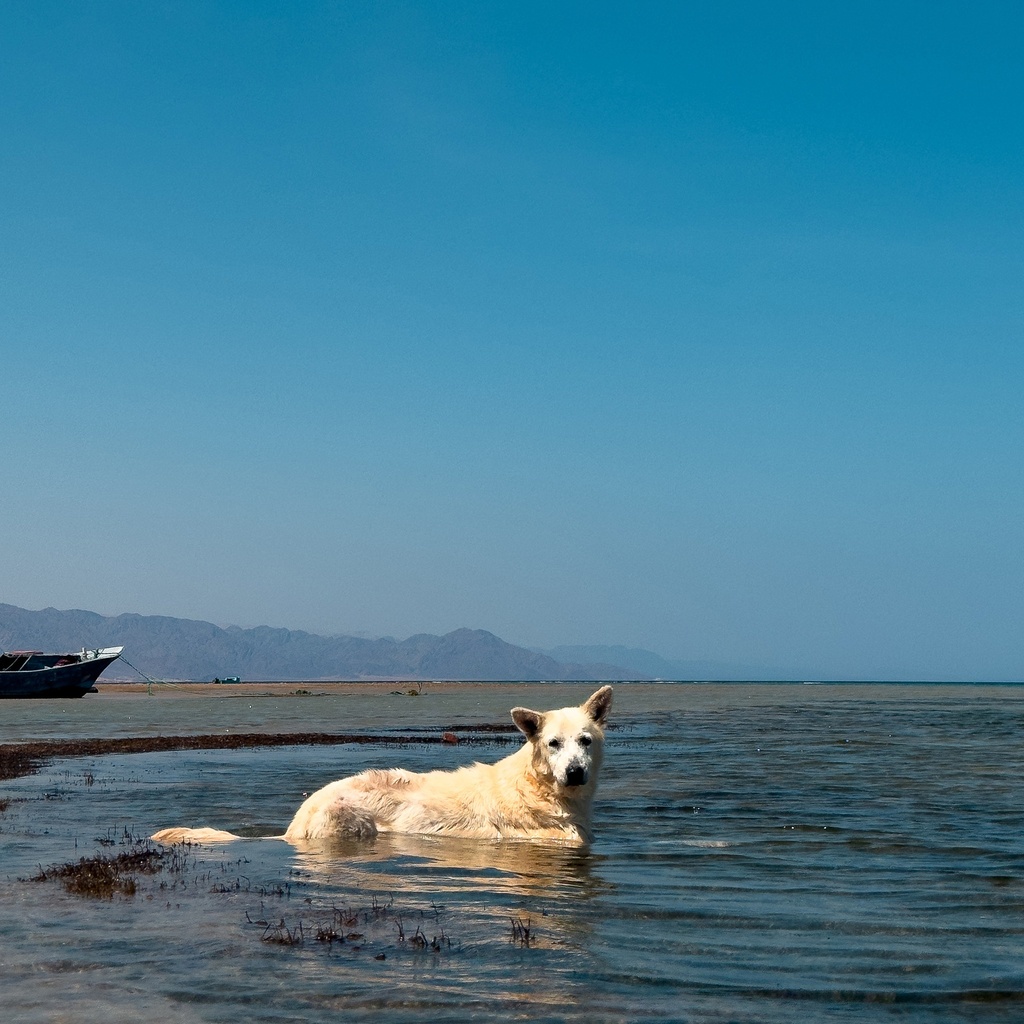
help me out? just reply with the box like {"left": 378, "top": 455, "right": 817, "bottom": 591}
{"left": 582, "top": 685, "right": 613, "bottom": 725}
{"left": 511, "top": 706, "right": 544, "bottom": 739}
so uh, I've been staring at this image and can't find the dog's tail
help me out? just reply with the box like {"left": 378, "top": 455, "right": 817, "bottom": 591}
{"left": 151, "top": 826, "right": 242, "bottom": 843}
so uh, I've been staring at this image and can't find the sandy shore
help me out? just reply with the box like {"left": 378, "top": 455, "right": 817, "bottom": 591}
{"left": 95, "top": 680, "right": 491, "bottom": 698}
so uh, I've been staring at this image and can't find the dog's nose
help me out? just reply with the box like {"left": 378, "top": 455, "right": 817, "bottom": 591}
{"left": 565, "top": 764, "right": 587, "bottom": 787}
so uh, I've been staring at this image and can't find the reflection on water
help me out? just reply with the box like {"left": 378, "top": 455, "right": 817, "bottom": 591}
{"left": 289, "top": 829, "right": 605, "bottom": 910}
{"left": 2, "top": 683, "right": 1024, "bottom": 1022}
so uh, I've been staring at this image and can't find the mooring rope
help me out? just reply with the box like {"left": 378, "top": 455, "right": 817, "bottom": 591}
{"left": 118, "top": 653, "right": 174, "bottom": 695}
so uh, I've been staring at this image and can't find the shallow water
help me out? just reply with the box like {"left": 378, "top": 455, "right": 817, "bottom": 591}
{"left": 2, "top": 682, "right": 1024, "bottom": 1022}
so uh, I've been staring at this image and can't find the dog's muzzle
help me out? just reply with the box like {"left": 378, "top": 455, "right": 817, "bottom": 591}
{"left": 564, "top": 764, "right": 588, "bottom": 787}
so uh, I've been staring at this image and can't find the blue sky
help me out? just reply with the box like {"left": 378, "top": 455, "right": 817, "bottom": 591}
{"left": 2, "top": 2, "right": 1021, "bottom": 679}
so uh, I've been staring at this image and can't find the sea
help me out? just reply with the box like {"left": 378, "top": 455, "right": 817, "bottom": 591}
{"left": 1, "top": 681, "right": 1023, "bottom": 1023}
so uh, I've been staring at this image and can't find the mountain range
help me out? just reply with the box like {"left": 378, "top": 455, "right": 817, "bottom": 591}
{"left": 0, "top": 603, "right": 653, "bottom": 682}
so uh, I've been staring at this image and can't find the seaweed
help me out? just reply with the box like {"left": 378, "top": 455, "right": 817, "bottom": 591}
{"left": 0, "top": 729, "right": 513, "bottom": 781}
{"left": 510, "top": 916, "right": 533, "bottom": 947}
{"left": 0, "top": 747, "right": 41, "bottom": 782}
{"left": 33, "top": 843, "right": 166, "bottom": 899}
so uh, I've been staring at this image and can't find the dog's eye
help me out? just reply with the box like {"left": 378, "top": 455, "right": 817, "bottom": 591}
{"left": 547, "top": 737, "right": 562, "bottom": 749}
{"left": 579, "top": 734, "right": 593, "bottom": 747}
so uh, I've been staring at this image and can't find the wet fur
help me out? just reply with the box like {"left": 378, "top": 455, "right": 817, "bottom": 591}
{"left": 153, "top": 686, "right": 612, "bottom": 847}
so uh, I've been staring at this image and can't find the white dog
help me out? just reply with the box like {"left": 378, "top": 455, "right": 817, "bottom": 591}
{"left": 152, "top": 686, "right": 612, "bottom": 847}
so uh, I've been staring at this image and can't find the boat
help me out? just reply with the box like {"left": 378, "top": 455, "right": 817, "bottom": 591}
{"left": 0, "top": 646, "right": 124, "bottom": 698}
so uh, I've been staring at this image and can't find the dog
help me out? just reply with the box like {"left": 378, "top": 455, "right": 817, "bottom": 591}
{"left": 152, "top": 685, "right": 612, "bottom": 847}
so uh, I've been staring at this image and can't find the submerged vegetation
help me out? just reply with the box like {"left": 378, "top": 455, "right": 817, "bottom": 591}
{"left": 0, "top": 728, "right": 516, "bottom": 781}
{"left": 27, "top": 836, "right": 521, "bottom": 956}
{"left": 33, "top": 843, "right": 167, "bottom": 898}
{"left": 250, "top": 893, "right": 456, "bottom": 955}
{"left": 0, "top": 747, "right": 42, "bottom": 782}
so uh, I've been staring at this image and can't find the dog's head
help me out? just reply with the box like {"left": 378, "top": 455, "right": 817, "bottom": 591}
{"left": 511, "top": 686, "right": 613, "bottom": 792}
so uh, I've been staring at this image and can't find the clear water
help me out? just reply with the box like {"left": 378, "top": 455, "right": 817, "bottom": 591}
{"left": 2, "top": 682, "right": 1024, "bottom": 1022}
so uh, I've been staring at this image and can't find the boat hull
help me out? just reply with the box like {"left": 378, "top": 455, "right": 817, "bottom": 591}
{"left": 0, "top": 648, "right": 124, "bottom": 699}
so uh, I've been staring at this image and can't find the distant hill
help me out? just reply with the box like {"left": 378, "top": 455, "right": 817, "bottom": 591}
{"left": 0, "top": 603, "right": 647, "bottom": 682}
